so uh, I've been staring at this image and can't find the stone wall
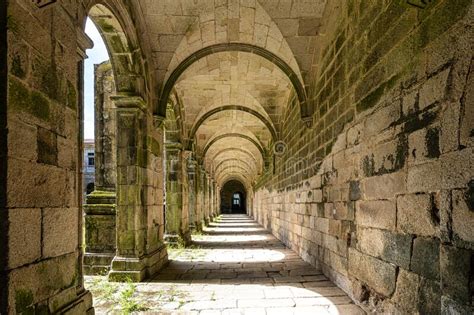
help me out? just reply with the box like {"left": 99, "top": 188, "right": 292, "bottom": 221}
{"left": 253, "top": 0, "right": 474, "bottom": 313}
{"left": 4, "top": 0, "right": 93, "bottom": 313}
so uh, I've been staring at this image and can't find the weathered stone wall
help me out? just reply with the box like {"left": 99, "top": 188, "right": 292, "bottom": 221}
{"left": 253, "top": 0, "right": 474, "bottom": 313}
{"left": 4, "top": 1, "right": 93, "bottom": 313}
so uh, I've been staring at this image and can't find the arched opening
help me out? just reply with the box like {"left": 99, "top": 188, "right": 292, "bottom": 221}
{"left": 82, "top": 4, "right": 119, "bottom": 276}
{"left": 220, "top": 180, "right": 247, "bottom": 214}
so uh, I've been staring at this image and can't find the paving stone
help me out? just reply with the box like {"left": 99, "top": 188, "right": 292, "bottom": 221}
{"left": 85, "top": 215, "right": 362, "bottom": 314}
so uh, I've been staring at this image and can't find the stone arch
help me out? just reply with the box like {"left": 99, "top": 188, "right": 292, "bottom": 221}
{"left": 188, "top": 105, "right": 278, "bottom": 144}
{"left": 212, "top": 155, "right": 258, "bottom": 176}
{"left": 201, "top": 132, "right": 266, "bottom": 160}
{"left": 218, "top": 173, "right": 252, "bottom": 189}
{"left": 214, "top": 160, "right": 254, "bottom": 180}
{"left": 215, "top": 164, "right": 252, "bottom": 179}
{"left": 157, "top": 43, "right": 310, "bottom": 122}
{"left": 84, "top": 1, "right": 146, "bottom": 95}
{"left": 206, "top": 147, "right": 261, "bottom": 174}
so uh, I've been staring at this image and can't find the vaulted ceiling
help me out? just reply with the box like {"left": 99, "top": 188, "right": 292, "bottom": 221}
{"left": 129, "top": 0, "right": 329, "bottom": 188}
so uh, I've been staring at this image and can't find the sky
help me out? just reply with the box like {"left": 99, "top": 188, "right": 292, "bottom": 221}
{"left": 84, "top": 18, "right": 110, "bottom": 140}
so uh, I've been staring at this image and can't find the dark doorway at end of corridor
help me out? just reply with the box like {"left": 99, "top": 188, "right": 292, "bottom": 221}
{"left": 220, "top": 180, "right": 246, "bottom": 214}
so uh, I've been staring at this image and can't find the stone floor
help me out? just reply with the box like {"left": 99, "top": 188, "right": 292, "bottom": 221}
{"left": 85, "top": 214, "right": 364, "bottom": 314}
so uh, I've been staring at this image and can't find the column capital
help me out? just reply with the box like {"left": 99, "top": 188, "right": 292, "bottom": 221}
{"left": 165, "top": 142, "right": 183, "bottom": 151}
{"left": 112, "top": 94, "right": 147, "bottom": 111}
{"left": 76, "top": 27, "right": 93, "bottom": 60}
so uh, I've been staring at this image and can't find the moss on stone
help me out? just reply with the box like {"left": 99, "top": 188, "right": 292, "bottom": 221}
{"left": 148, "top": 136, "right": 161, "bottom": 156}
{"left": 357, "top": 74, "right": 399, "bottom": 113}
{"left": 15, "top": 289, "right": 34, "bottom": 314}
{"left": 11, "top": 54, "right": 26, "bottom": 78}
{"left": 96, "top": 18, "right": 115, "bottom": 33}
{"left": 8, "top": 76, "right": 30, "bottom": 111}
{"left": 30, "top": 90, "right": 50, "bottom": 121}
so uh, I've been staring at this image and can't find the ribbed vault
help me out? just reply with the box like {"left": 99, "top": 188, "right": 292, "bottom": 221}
{"left": 147, "top": 0, "right": 329, "bottom": 188}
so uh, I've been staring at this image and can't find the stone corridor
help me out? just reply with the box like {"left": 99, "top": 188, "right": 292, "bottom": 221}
{"left": 87, "top": 214, "right": 363, "bottom": 314}
{"left": 2, "top": 0, "right": 474, "bottom": 314}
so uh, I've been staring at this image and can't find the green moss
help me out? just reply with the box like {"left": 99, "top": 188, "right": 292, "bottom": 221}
{"left": 11, "top": 54, "right": 26, "bottom": 78}
{"left": 15, "top": 289, "right": 34, "bottom": 314}
{"left": 7, "top": 14, "right": 20, "bottom": 34}
{"left": 357, "top": 74, "right": 399, "bottom": 112}
{"left": 419, "top": 0, "right": 472, "bottom": 48}
{"left": 30, "top": 91, "right": 50, "bottom": 121}
{"left": 96, "top": 18, "right": 115, "bottom": 33}
{"left": 148, "top": 136, "right": 161, "bottom": 156}
{"left": 8, "top": 77, "right": 30, "bottom": 111}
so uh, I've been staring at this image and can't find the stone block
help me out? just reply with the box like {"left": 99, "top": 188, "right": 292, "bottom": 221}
{"left": 8, "top": 253, "right": 78, "bottom": 312}
{"left": 397, "top": 193, "right": 438, "bottom": 237}
{"left": 442, "top": 296, "right": 474, "bottom": 315}
{"left": 348, "top": 248, "right": 397, "bottom": 296}
{"left": 392, "top": 269, "right": 420, "bottom": 314}
{"left": 355, "top": 200, "right": 396, "bottom": 230}
{"left": 441, "top": 147, "right": 474, "bottom": 190}
{"left": 452, "top": 189, "right": 474, "bottom": 243}
{"left": 407, "top": 160, "right": 441, "bottom": 193}
{"left": 8, "top": 208, "right": 42, "bottom": 269}
{"left": 7, "top": 118, "right": 37, "bottom": 161}
{"left": 37, "top": 127, "right": 58, "bottom": 166}
{"left": 440, "top": 101, "right": 461, "bottom": 153}
{"left": 43, "top": 207, "right": 78, "bottom": 258}
{"left": 364, "top": 101, "right": 400, "bottom": 139}
{"left": 419, "top": 68, "right": 450, "bottom": 110}
{"left": 440, "top": 245, "right": 471, "bottom": 302}
{"left": 408, "top": 127, "right": 440, "bottom": 165}
{"left": 7, "top": 158, "right": 67, "bottom": 208}
{"left": 411, "top": 237, "right": 439, "bottom": 280}
{"left": 314, "top": 218, "right": 329, "bottom": 234}
{"left": 357, "top": 227, "right": 412, "bottom": 269}
{"left": 418, "top": 278, "right": 441, "bottom": 315}
{"left": 402, "top": 90, "right": 418, "bottom": 116}
{"left": 361, "top": 171, "right": 406, "bottom": 200}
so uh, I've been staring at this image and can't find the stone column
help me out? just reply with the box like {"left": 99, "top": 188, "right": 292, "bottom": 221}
{"left": 187, "top": 154, "right": 197, "bottom": 231}
{"left": 108, "top": 96, "right": 167, "bottom": 281}
{"left": 194, "top": 165, "right": 204, "bottom": 230}
{"left": 164, "top": 143, "right": 191, "bottom": 245}
{"left": 203, "top": 170, "right": 210, "bottom": 225}
{"left": 83, "top": 62, "right": 117, "bottom": 275}
{"left": 210, "top": 179, "right": 216, "bottom": 218}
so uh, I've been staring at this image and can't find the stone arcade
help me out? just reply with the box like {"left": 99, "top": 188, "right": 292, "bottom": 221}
{"left": 1, "top": 0, "right": 473, "bottom": 314}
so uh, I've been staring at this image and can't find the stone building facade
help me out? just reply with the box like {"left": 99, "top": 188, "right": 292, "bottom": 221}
{"left": 83, "top": 139, "right": 95, "bottom": 197}
{"left": 1, "top": 0, "right": 473, "bottom": 314}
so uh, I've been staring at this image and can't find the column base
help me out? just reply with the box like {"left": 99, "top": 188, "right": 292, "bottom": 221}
{"left": 165, "top": 231, "right": 192, "bottom": 246}
{"left": 83, "top": 252, "right": 115, "bottom": 275}
{"left": 108, "top": 245, "right": 168, "bottom": 282}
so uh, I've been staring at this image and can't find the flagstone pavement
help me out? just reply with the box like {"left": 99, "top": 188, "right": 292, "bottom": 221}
{"left": 85, "top": 214, "right": 365, "bottom": 314}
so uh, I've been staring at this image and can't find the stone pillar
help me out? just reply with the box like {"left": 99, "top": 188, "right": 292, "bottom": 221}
{"left": 109, "top": 96, "right": 167, "bottom": 282}
{"left": 164, "top": 143, "right": 191, "bottom": 245}
{"left": 187, "top": 154, "right": 197, "bottom": 231}
{"left": 194, "top": 165, "right": 204, "bottom": 229}
{"left": 84, "top": 61, "right": 117, "bottom": 275}
{"left": 203, "top": 171, "right": 210, "bottom": 224}
{"left": 210, "top": 179, "right": 217, "bottom": 218}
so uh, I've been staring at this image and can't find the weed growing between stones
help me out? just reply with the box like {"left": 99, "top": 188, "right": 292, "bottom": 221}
{"left": 86, "top": 276, "right": 148, "bottom": 314}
